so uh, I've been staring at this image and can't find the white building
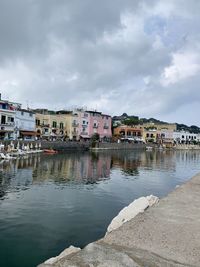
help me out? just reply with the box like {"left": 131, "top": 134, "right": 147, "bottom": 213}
{"left": 173, "top": 131, "right": 198, "bottom": 144}
{"left": 15, "top": 109, "right": 36, "bottom": 140}
{"left": 0, "top": 96, "right": 21, "bottom": 140}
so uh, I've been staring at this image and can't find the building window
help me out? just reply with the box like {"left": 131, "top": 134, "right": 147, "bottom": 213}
{"left": 52, "top": 121, "right": 57, "bottom": 128}
{"left": 29, "top": 113, "right": 33, "bottom": 117}
{"left": 7, "top": 117, "right": 14, "bottom": 122}
{"left": 21, "top": 111, "right": 24, "bottom": 116}
{"left": 60, "top": 122, "right": 64, "bottom": 129}
{"left": 36, "top": 119, "right": 40, "bottom": 126}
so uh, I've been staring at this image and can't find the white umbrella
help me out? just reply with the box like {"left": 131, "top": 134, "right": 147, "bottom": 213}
{"left": 38, "top": 142, "right": 41, "bottom": 149}
{"left": 30, "top": 143, "right": 33, "bottom": 149}
{"left": 17, "top": 142, "right": 20, "bottom": 150}
{"left": 26, "top": 143, "right": 30, "bottom": 151}
{"left": 22, "top": 143, "right": 25, "bottom": 150}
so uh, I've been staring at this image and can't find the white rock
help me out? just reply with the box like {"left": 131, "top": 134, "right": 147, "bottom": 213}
{"left": 44, "top": 245, "right": 81, "bottom": 265}
{"left": 146, "top": 195, "right": 159, "bottom": 207}
{"left": 107, "top": 195, "right": 159, "bottom": 234}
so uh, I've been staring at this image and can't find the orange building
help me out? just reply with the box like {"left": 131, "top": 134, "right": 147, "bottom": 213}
{"left": 113, "top": 125, "right": 143, "bottom": 139}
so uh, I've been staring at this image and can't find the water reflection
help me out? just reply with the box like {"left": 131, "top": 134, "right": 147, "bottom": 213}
{"left": 1, "top": 150, "right": 200, "bottom": 267}
{"left": 1, "top": 150, "right": 200, "bottom": 199}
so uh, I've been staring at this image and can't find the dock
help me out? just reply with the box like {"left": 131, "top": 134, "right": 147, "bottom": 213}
{"left": 38, "top": 173, "right": 200, "bottom": 267}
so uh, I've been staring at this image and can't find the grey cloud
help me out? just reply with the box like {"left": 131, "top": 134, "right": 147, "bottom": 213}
{"left": 0, "top": 0, "right": 200, "bottom": 125}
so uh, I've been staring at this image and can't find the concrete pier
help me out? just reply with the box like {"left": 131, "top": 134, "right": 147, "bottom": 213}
{"left": 38, "top": 173, "right": 200, "bottom": 267}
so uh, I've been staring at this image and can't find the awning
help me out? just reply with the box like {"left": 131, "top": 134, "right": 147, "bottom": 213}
{"left": 80, "top": 135, "right": 90, "bottom": 138}
{"left": 20, "top": 131, "right": 36, "bottom": 136}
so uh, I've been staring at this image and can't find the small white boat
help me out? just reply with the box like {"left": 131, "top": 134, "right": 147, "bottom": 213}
{"left": 146, "top": 146, "right": 153, "bottom": 151}
{"left": 0, "top": 153, "right": 15, "bottom": 160}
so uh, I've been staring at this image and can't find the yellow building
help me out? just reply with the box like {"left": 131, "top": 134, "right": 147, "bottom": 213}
{"left": 35, "top": 110, "right": 81, "bottom": 140}
{"left": 141, "top": 122, "right": 176, "bottom": 143}
{"left": 35, "top": 113, "right": 67, "bottom": 140}
{"left": 56, "top": 111, "right": 80, "bottom": 140}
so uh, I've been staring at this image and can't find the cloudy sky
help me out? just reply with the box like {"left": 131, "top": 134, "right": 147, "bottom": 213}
{"left": 0, "top": 0, "right": 200, "bottom": 125}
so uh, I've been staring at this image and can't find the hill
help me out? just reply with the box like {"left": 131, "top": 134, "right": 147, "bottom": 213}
{"left": 113, "top": 114, "right": 200, "bottom": 133}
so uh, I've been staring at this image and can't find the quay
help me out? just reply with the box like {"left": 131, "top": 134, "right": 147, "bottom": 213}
{"left": 1, "top": 140, "right": 146, "bottom": 152}
{"left": 38, "top": 173, "right": 200, "bottom": 267}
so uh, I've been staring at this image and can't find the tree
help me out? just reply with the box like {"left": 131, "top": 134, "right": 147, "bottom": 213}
{"left": 123, "top": 118, "right": 139, "bottom": 126}
{"left": 91, "top": 133, "right": 100, "bottom": 147}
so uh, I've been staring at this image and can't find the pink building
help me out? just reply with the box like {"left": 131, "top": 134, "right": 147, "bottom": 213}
{"left": 87, "top": 111, "right": 112, "bottom": 140}
{"left": 73, "top": 109, "right": 112, "bottom": 140}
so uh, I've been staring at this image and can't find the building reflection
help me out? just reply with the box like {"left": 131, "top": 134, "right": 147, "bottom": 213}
{"left": 1, "top": 150, "right": 200, "bottom": 199}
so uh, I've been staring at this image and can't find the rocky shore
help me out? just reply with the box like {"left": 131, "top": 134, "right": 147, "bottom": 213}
{"left": 38, "top": 173, "right": 200, "bottom": 266}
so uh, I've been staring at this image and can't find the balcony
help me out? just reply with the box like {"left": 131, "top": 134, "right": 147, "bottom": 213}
{"left": 41, "top": 124, "right": 50, "bottom": 127}
{"left": 0, "top": 122, "right": 15, "bottom": 132}
{"left": 80, "top": 132, "right": 88, "bottom": 135}
{"left": 72, "top": 122, "right": 79, "bottom": 127}
{"left": 93, "top": 125, "right": 98, "bottom": 128}
{"left": 0, "top": 122, "right": 15, "bottom": 127}
{"left": 104, "top": 125, "right": 109, "bottom": 129}
{"left": 72, "top": 131, "right": 78, "bottom": 135}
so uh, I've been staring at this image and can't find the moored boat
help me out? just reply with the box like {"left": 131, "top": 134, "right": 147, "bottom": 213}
{"left": 43, "top": 149, "right": 58, "bottom": 154}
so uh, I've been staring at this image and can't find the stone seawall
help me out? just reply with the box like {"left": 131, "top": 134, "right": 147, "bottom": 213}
{"left": 175, "top": 144, "right": 200, "bottom": 150}
{"left": 38, "top": 173, "right": 200, "bottom": 267}
{"left": 1, "top": 140, "right": 90, "bottom": 151}
{"left": 92, "top": 142, "right": 146, "bottom": 150}
{"left": 1, "top": 141, "right": 145, "bottom": 152}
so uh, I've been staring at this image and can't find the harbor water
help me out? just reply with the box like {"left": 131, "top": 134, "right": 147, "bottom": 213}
{"left": 0, "top": 150, "right": 200, "bottom": 267}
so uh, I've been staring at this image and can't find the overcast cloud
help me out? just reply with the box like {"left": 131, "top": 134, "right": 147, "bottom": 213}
{"left": 0, "top": 0, "right": 200, "bottom": 125}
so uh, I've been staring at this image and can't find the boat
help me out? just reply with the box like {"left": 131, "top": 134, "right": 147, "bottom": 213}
{"left": 43, "top": 149, "right": 58, "bottom": 154}
{"left": 0, "top": 153, "right": 15, "bottom": 160}
{"left": 146, "top": 146, "right": 153, "bottom": 151}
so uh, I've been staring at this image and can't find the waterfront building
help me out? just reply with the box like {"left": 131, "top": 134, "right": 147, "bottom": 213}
{"left": 142, "top": 122, "right": 177, "bottom": 143}
{"left": 71, "top": 109, "right": 89, "bottom": 140}
{"left": 173, "top": 131, "right": 199, "bottom": 144}
{"left": 113, "top": 125, "right": 143, "bottom": 141}
{"left": 87, "top": 111, "right": 112, "bottom": 141}
{"left": 15, "top": 109, "right": 36, "bottom": 140}
{"left": 35, "top": 112, "right": 66, "bottom": 140}
{"left": 0, "top": 95, "right": 21, "bottom": 140}
{"left": 61, "top": 109, "right": 112, "bottom": 141}
{"left": 142, "top": 128, "right": 158, "bottom": 143}
{"left": 56, "top": 110, "right": 79, "bottom": 140}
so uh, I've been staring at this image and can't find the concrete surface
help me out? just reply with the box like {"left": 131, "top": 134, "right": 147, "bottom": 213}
{"left": 38, "top": 173, "right": 200, "bottom": 267}
{"left": 107, "top": 195, "right": 159, "bottom": 233}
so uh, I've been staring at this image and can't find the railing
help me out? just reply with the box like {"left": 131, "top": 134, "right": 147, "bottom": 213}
{"left": 72, "top": 122, "right": 79, "bottom": 127}
{"left": 93, "top": 125, "right": 98, "bottom": 128}
{"left": 80, "top": 132, "right": 88, "bottom": 135}
{"left": 104, "top": 125, "right": 109, "bottom": 129}
{"left": 72, "top": 131, "right": 78, "bottom": 135}
{"left": 0, "top": 122, "right": 15, "bottom": 126}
